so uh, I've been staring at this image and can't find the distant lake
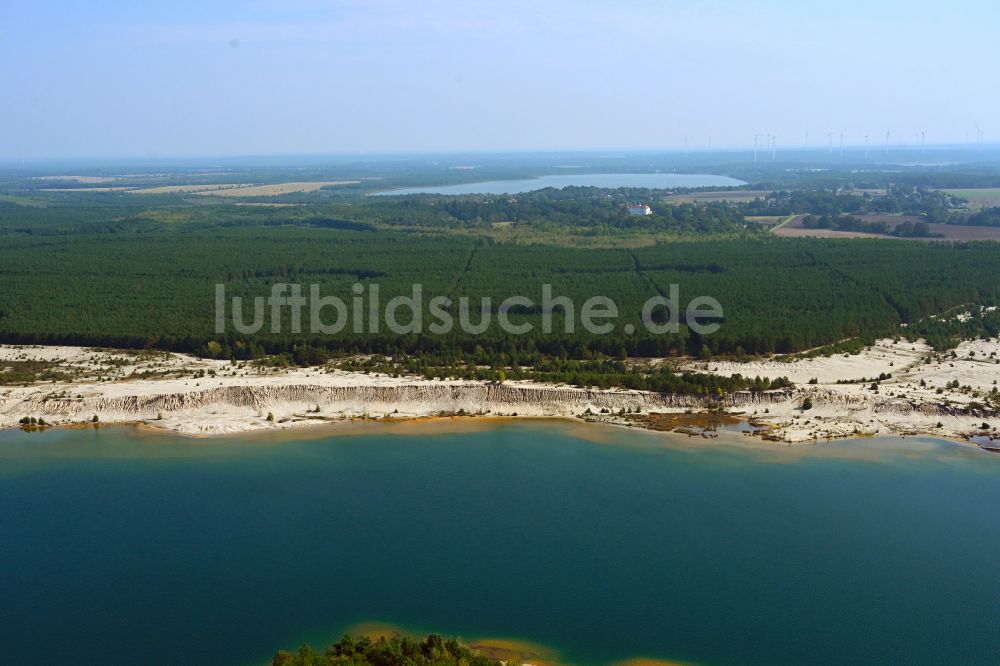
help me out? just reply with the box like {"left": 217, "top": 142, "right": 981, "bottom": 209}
{"left": 376, "top": 173, "right": 746, "bottom": 195}
{"left": 0, "top": 423, "right": 997, "bottom": 666}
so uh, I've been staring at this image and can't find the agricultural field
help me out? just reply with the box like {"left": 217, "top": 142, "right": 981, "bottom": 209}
{"left": 773, "top": 213, "right": 1000, "bottom": 241}
{"left": 32, "top": 180, "right": 365, "bottom": 196}
{"left": 131, "top": 183, "right": 249, "bottom": 194}
{"left": 37, "top": 186, "right": 136, "bottom": 192}
{"left": 31, "top": 175, "right": 128, "bottom": 183}
{"left": 662, "top": 190, "right": 767, "bottom": 204}
{"left": 193, "top": 180, "right": 361, "bottom": 196}
{"left": 940, "top": 188, "right": 1000, "bottom": 210}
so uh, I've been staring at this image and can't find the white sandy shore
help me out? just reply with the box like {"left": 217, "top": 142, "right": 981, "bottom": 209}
{"left": 683, "top": 338, "right": 1000, "bottom": 444}
{"left": 1, "top": 341, "right": 998, "bottom": 448}
{"left": 0, "top": 345, "right": 746, "bottom": 436}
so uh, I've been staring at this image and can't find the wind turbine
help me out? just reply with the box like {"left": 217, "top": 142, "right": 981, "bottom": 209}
{"left": 839, "top": 133, "right": 844, "bottom": 158}
{"left": 827, "top": 132, "right": 834, "bottom": 153}
{"left": 885, "top": 129, "right": 890, "bottom": 154}
{"left": 921, "top": 131, "right": 926, "bottom": 155}
{"left": 864, "top": 135, "right": 870, "bottom": 159}
{"left": 684, "top": 136, "right": 688, "bottom": 160}
{"left": 753, "top": 134, "right": 758, "bottom": 162}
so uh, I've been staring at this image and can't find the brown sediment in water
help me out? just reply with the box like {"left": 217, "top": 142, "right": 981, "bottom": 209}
{"left": 342, "top": 621, "right": 413, "bottom": 642}
{"left": 13, "top": 413, "right": 989, "bottom": 468}
{"left": 197, "top": 415, "right": 591, "bottom": 443}
{"left": 62, "top": 421, "right": 105, "bottom": 431}
{"left": 466, "top": 637, "right": 561, "bottom": 665}
{"left": 624, "top": 411, "right": 741, "bottom": 433}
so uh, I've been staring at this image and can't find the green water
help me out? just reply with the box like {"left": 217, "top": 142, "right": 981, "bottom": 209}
{"left": 0, "top": 423, "right": 997, "bottom": 665}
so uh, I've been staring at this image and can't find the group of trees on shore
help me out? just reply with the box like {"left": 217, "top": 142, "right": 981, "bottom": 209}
{"left": 338, "top": 353, "right": 793, "bottom": 394}
{"left": 272, "top": 633, "right": 500, "bottom": 666}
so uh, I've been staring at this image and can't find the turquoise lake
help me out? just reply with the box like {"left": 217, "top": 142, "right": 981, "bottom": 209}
{"left": 0, "top": 422, "right": 998, "bottom": 665}
{"left": 376, "top": 173, "right": 746, "bottom": 195}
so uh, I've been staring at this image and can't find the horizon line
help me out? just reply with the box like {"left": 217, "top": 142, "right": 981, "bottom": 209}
{"left": 1, "top": 142, "right": 998, "bottom": 167}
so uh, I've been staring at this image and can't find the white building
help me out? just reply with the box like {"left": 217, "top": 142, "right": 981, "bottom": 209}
{"left": 627, "top": 203, "right": 652, "bottom": 216}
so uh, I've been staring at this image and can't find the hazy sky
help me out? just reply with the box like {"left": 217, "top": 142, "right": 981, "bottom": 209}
{"left": 2, "top": 0, "right": 997, "bottom": 158}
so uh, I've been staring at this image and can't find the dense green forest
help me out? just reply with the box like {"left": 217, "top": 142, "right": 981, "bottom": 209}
{"left": 0, "top": 187, "right": 750, "bottom": 236}
{"left": 385, "top": 187, "right": 751, "bottom": 232}
{"left": 2, "top": 223, "right": 1000, "bottom": 361}
{"left": 272, "top": 633, "right": 499, "bottom": 666}
{"left": 5, "top": 160, "right": 1000, "bottom": 392}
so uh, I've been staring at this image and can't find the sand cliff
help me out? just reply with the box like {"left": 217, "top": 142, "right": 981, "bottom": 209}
{"left": 1, "top": 342, "right": 997, "bottom": 447}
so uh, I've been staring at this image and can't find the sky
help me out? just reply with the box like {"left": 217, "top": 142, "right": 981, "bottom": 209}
{"left": 1, "top": 0, "right": 997, "bottom": 159}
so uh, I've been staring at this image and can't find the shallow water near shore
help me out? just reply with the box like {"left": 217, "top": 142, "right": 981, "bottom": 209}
{"left": 0, "top": 422, "right": 997, "bottom": 665}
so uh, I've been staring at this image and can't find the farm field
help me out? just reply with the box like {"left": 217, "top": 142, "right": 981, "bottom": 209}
{"left": 662, "top": 190, "right": 767, "bottom": 204}
{"left": 31, "top": 175, "right": 127, "bottom": 183}
{"left": 132, "top": 183, "right": 250, "bottom": 194}
{"left": 940, "top": 188, "right": 1000, "bottom": 209}
{"left": 772, "top": 225, "right": 885, "bottom": 239}
{"left": 194, "top": 180, "right": 361, "bottom": 196}
{"left": 773, "top": 213, "right": 1000, "bottom": 241}
{"left": 37, "top": 186, "right": 136, "bottom": 192}
{"left": 27, "top": 180, "right": 365, "bottom": 197}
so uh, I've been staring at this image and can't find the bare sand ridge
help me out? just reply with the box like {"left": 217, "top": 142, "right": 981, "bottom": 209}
{"left": 0, "top": 345, "right": 781, "bottom": 436}
{"left": 1, "top": 340, "right": 997, "bottom": 446}
{"left": 683, "top": 338, "right": 1000, "bottom": 443}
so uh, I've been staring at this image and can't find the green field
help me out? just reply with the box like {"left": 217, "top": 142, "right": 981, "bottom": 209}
{"left": 940, "top": 188, "right": 1000, "bottom": 210}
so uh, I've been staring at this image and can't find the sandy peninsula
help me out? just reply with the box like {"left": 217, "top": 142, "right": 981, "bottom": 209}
{"left": 1, "top": 340, "right": 998, "bottom": 449}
